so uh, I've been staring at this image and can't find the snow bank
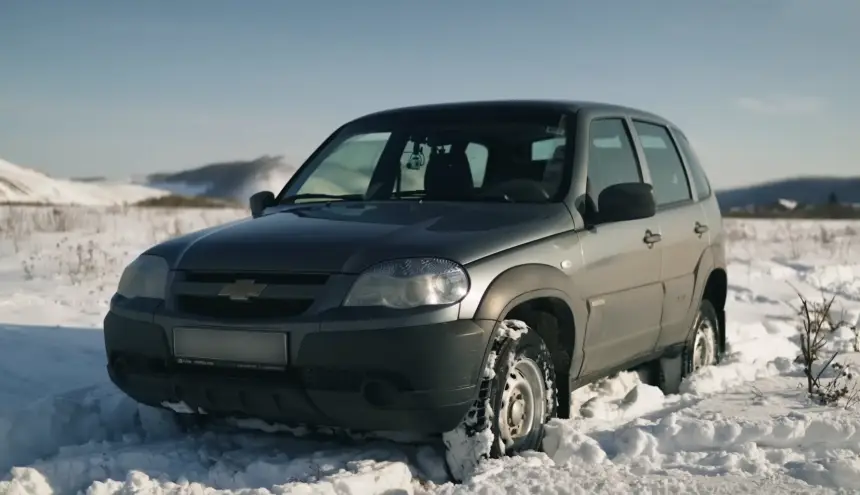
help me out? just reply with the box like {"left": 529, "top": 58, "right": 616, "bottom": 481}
{"left": 0, "top": 386, "right": 179, "bottom": 473}
{"left": 0, "top": 385, "right": 422, "bottom": 494}
{"left": 542, "top": 404, "right": 860, "bottom": 489}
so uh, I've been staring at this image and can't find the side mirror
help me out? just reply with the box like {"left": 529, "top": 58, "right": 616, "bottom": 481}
{"left": 596, "top": 182, "right": 656, "bottom": 223}
{"left": 249, "top": 191, "right": 275, "bottom": 218}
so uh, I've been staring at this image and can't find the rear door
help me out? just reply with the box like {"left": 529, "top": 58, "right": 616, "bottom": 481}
{"left": 673, "top": 127, "right": 719, "bottom": 246}
{"left": 629, "top": 120, "right": 710, "bottom": 349}
{"left": 577, "top": 117, "right": 664, "bottom": 374}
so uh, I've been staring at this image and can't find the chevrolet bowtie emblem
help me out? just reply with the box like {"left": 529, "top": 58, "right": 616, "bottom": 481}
{"left": 218, "top": 279, "right": 267, "bottom": 301}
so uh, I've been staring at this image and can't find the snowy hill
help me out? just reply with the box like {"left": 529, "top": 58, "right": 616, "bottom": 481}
{"left": 0, "top": 158, "right": 168, "bottom": 206}
{"left": 144, "top": 155, "right": 299, "bottom": 203}
{"left": 0, "top": 208, "right": 860, "bottom": 492}
{"left": 143, "top": 141, "right": 392, "bottom": 203}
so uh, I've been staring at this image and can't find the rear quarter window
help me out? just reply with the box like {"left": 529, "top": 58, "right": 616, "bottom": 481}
{"left": 672, "top": 130, "right": 712, "bottom": 200}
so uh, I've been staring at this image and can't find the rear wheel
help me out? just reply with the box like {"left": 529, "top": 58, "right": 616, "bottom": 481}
{"left": 442, "top": 319, "right": 558, "bottom": 481}
{"left": 689, "top": 301, "right": 719, "bottom": 373}
{"left": 658, "top": 298, "right": 721, "bottom": 394}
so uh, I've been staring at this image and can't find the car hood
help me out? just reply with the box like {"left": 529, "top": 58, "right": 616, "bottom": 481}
{"left": 146, "top": 201, "right": 574, "bottom": 273}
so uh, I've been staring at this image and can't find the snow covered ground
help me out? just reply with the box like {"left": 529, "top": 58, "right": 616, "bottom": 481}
{"left": 1, "top": 207, "right": 860, "bottom": 494}
{"left": 0, "top": 159, "right": 167, "bottom": 206}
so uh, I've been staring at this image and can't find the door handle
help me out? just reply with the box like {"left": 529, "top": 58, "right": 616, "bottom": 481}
{"left": 643, "top": 230, "right": 662, "bottom": 246}
{"left": 694, "top": 222, "right": 709, "bottom": 235}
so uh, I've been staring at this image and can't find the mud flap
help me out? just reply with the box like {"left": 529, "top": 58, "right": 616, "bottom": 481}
{"left": 658, "top": 355, "right": 684, "bottom": 395}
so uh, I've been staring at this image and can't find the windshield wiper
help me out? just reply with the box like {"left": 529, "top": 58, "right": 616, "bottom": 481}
{"left": 279, "top": 193, "right": 364, "bottom": 204}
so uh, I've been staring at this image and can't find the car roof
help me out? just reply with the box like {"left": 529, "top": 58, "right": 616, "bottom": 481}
{"left": 350, "top": 99, "right": 676, "bottom": 127}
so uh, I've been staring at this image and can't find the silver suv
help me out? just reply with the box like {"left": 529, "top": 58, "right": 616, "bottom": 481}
{"left": 104, "top": 100, "right": 726, "bottom": 479}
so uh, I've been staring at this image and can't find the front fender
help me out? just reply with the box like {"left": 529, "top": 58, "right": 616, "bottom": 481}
{"left": 464, "top": 263, "right": 588, "bottom": 384}
{"left": 472, "top": 264, "right": 581, "bottom": 322}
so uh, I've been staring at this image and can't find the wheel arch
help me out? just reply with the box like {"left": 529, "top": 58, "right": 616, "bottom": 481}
{"left": 472, "top": 264, "right": 587, "bottom": 418}
{"left": 683, "top": 246, "right": 728, "bottom": 354}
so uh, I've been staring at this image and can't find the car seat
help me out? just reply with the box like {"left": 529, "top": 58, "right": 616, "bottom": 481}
{"left": 424, "top": 147, "right": 474, "bottom": 200}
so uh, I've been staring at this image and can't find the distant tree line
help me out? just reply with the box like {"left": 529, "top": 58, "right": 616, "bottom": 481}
{"left": 723, "top": 191, "right": 860, "bottom": 219}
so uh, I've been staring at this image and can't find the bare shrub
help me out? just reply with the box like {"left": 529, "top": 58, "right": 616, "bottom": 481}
{"left": 818, "top": 224, "right": 836, "bottom": 245}
{"left": 58, "top": 238, "right": 116, "bottom": 285}
{"left": 21, "top": 256, "right": 36, "bottom": 281}
{"left": 794, "top": 290, "right": 859, "bottom": 407}
{"left": 811, "top": 361, "right": 860, "bottom": 408}
{"left": 781, "top": 222, "right": 804, "bottom": 259}
{"left": 169, "top": 218, "right": 186, "bottom": 237}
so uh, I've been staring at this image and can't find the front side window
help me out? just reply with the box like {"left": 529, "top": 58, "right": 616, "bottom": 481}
{"left": 282, "top": 110, "right": 570, "bottom": 204}
{"left": 586, "top": 118, "right": 643, "bottom": 203}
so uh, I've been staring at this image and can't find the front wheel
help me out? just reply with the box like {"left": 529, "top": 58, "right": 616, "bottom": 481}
{"left": 170, "top": 411, "right": 211, "bottom": 432}
{"left": 442, "top": 319, "right": 558, "bottom": 481}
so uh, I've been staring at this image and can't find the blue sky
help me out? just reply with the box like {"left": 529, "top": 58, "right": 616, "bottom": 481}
{"left": 1, "top": 0, "right": 857, "bottom": 188}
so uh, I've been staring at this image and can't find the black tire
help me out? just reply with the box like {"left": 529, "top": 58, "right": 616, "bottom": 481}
{"left": 685, "top": 298, "right": 722, "bottom": 373}
{"left": 171, "top": 411, "right": 211, "bottom": 432}
{"left": 658, "top": 298, "right": 721, "bottom": 394}
{"left": 442, "top": 319, "right": 558, "bottom": 481}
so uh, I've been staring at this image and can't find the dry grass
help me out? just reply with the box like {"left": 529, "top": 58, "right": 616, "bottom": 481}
{"left": 723, "top": 219, "right": 859, "bottom": 263}
{"left": 135, "top": 194, "right": 243, "bottom": 208}
{"left": 1, "top": 204, "right": 247, "bottom": 285}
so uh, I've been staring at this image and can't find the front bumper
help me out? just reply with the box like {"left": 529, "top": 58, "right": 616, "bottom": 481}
{"left": 103, "top": 308, "right": 494, "bottom": 434}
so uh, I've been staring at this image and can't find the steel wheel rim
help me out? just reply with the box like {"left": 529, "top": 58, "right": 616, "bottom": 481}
{"left": 499, "top": 357, "right": 545, "bottom": 449}
{"left": 692, "top": 316, "right": 717, "bottom": 371}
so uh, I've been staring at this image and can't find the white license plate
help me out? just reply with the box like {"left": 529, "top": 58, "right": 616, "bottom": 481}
{"left": 172, "top": 327, "right": 288, "bottom": 367}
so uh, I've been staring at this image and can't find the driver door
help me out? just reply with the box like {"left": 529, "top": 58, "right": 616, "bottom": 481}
{"left": 576, "top": 117, "right": 664, "bottom": 375}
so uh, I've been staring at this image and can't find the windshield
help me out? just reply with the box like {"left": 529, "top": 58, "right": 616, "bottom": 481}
{"left": 280, "top": 109, "right": 570, "bottom": 204}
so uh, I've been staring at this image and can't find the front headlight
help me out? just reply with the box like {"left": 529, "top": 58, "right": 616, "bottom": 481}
{"left": 116, "top": 255, "right": 170, "bottom": 300}
{"left": 343, "top": 258, "right": 470, "bottom": 309}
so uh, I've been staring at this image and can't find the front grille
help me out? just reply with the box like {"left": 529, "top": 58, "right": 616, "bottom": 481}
{"left": 183, "top": 271, "right": 329, "bottom": 286}
{"left": 175, "top": 295, "right": 313, "bottom": 320}
{"left": 171, "top": 270, "right": 328, "bottom": 320}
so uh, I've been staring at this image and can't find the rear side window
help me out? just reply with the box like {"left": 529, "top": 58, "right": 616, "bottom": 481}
{"left": 632, "top": 121, "right": 692, "bottom": 206}
{"left": 672, "top": 130, "right": 712, "bottom": 199}
{"left": 587, "top": 119, "right": 642, "bottom": 202}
